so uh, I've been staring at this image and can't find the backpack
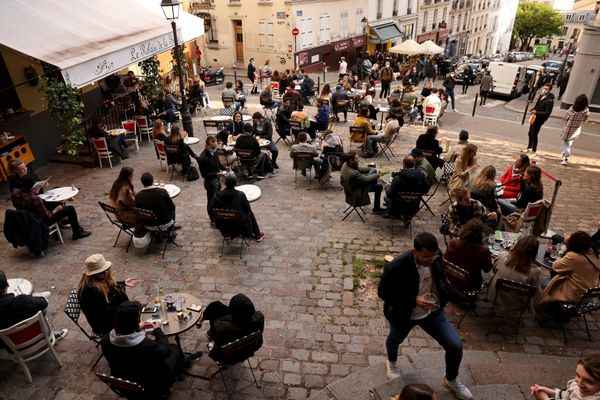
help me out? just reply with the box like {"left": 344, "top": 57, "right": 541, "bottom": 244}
{"left": 187, "top": 166, "right": 200, "bottom": 181}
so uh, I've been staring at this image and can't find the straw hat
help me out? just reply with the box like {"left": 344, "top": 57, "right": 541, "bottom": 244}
{"left": 84, "top": 254, "right": 112, "bottom": 276}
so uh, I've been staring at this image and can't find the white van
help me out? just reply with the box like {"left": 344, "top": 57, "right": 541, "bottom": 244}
{"left": 487, "top": 62, "right": 527, "bottom": 98}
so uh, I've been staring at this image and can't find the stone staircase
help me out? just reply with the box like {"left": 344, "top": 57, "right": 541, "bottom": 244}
{"left": 307, "top": 350, "right": 577, "bottom": 400}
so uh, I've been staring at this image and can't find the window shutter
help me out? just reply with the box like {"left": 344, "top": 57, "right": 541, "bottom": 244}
{"left": 259, "top": 21, "right": 266, "bottom": 47}
{"left": 267, "top": 22, "right": 274, "bottom": 48}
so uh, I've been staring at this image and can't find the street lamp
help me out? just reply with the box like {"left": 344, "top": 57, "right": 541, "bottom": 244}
{"left": 559, "top": 36, "right": 574, "bottom": 79}
{"left": 161, "top": 0, "right": 194, "bottom": 136}
{"left": 361, "top": 17, "right": 368, "bottom": 58}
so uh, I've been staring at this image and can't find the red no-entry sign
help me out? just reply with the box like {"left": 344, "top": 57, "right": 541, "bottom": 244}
{"left": 292, "top": 27, "right": 300, "bottom": 36}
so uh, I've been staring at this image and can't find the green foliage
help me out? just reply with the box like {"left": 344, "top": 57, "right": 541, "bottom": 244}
{"left": 513, "top": 1, "right": 564, "bottom": 50}
{"left": 170, "top": 44, "right": 188, "bottom": 81}
{"left": 139, "top": 56, "right": 163, "bottom": 102}
{"left": 41, "top": 78, "right": 84, "bottom": 157}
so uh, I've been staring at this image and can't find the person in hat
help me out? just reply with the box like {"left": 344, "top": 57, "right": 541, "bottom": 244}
{"left": 101, "top": 300, "right": 185, "bottom": 395}
{"left": 0, "top": 270, "right": 68, "bottom": 345}
{"left": 77, "top": 254, "right": 138, "bottom": 335}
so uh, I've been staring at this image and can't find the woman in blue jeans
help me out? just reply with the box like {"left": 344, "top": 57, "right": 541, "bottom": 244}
{"left": 498, "top": 166, "right": 543, "bottom": 215}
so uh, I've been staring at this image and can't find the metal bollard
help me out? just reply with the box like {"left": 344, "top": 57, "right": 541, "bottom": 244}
{"left": 472, "top": 94, "right": 478, "bottom": 117}
{"left": 317, "top": 76, "right": 321, "bottom": 96}
{"left": 521, "top": 100, "right": 531, "bottom": 125}
{"left": 233, "top": 64, "right": 237, "bottom": 83}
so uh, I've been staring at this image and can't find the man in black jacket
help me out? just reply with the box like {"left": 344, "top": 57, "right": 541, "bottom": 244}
{"left": 443, "top": 71, "right": 457, "bottom": 111}
{"left": 252, "top": 112, "right": 279, "bottom": 169}
{"left": 385, "top": 155, "right": 430, "bottom": 217}
{"left": 135, "top": 173, "right": 176, "bottom": 226}
{"left": 377, "top": 233, "right": 473, "bottom": 400}
{"left": 100, "top": 301, "right": 183, "bottom": 395}
{"left": 235, "top": 125, "right": 268, "bottom": 179}
{"left": 198, "top": 136, "right": 230, "bottom": 224}
{"left": 526, "top": 84, "right": 554, "bottom": 154}
{"left": 416, "top": 125, "right": 444, "bottom": 169}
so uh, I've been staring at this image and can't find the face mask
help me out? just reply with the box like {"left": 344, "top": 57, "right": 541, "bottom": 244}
{"left": 385, "top": 63, "right": 390, "bottom": 68}
{"left": 208, "top": 148, "right": 217, "bottom": 155}
{"left": 541, "top": 89, "right": 549, "bottom": 95}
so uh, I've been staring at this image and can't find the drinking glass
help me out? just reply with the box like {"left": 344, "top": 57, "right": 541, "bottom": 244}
{"left": 488, "top": 234, "right": 495, "bottom": 246}
{"left": 423, "top": 292, "right": 438, "bottom": 310}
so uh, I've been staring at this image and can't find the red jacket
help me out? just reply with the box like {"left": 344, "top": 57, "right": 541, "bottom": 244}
{"left": 499, "top": 166, "right": 522, "bottom": 199}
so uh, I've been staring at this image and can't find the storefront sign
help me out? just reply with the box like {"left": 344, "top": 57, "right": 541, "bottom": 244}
{"left": 416, "top": 32, "right": 435, "bottom": 43}
{"left": 298, "top": 52, "right": 309, "bottom": 66}
{"left": 438, "top": 28, "right": 449, "bottom": 42}
{"left": 352, "top": 36, "right": 365, "bottom": 48}
{"left": 334, "top": 39, "right": 352, "bottom": 52}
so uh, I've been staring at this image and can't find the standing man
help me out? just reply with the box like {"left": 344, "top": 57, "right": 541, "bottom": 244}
{"left": 198, "top": 136, "right": 230, "bottom": 225}
{"left": 461, "top": 65, "right": 473, "bottom": 94}
{"left": 479, "top": 70, "right": 493, "bottom": 106}
{"left": 378, "top": 233, "right": 473, "bottom": 400}
{"left": 526, "top": 84, "right": 554, "bottom": 154}
{"left": 252, "top": 112, "right": 279, "bottom": 169}
{"left": 379, "top": 61, "right": 394, "bottom": 99}
{"left": 443, "top": 71, "right": 457, "bottom": 112}
{"left": 338, "top": 57, "right": 348, "bottom": 81}
{"left": 247, "top": 58, "right": 258, "bottom": 94}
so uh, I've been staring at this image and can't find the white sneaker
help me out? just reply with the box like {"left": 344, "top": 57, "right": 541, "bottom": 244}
{"left": 561, "top": 159, "right": 568, "bottom": 165}
{"left": 443, "top": 378, "right": 473, "bottom": 400}
{"left": 385, "top": 360, "right": 401, "bottom": 380}
{"left": 33, "top": 291, "right": 51, "bottom": 299}
{"left": 523, "top": 148, "right": 531, "bottom": 153}
{"left": 53, "top": 328, "right": 69, "bottom": 343}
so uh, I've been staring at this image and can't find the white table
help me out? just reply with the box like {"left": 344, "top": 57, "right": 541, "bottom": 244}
{"left": 107, "top": 128, "right": 127, "bottom": 136}
{"left": 378, "top": 106, "right": 390, "bottom": 129}
{"left": 227, "top": 137, "right": 270, "bottom": 148}
{"left": 184, "top": 137, "right": 200, "bottom": 145}
{"left": 237, "top": 184, "right": 261, "bottom": 202}
{"left": 164, "top": 184, "right": 181, "bottom": 198}
{"left": 242, "top": 115, "right": 252, "bottom": 122}
{"left": 7, "top": 278, "right": 33, "bottom": 296}
{"left": 39, "top": 186, "right": 79, "bottom": 202}
{"left": 210, "top": 115, "right": 232, "bottom": 122}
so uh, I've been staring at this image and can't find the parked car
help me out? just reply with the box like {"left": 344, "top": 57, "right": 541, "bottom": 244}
{"left": 487, "top": 61, "right": 527, "bottom": 98}
{"left": 542, "top": 60, "right": 563, "bottom": 74}
{"left": 493, "top": 54, "right": 504, "bottom": 62}
{"left": 524, "top": 52, "right": 534, "bottom": 60}
{"left": 454, "top": 63, "right": 484, "bottom": 84}
{"left": 524, "top": 65, "right": 544, "bottom": 92}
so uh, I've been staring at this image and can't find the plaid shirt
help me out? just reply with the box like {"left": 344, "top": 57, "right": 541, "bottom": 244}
{"left": 448, "top": 199, "right": 490, "bottom": 237}
{"left": 562, "top": 107, "right": 589, "bottom": 140}
{"left": 11, "top": 189, "right": 53, "bottom": 220}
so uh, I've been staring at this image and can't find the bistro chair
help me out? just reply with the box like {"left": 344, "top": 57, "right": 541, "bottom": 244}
{"left": 348, "top": 126, "right": 366, "bottom": 151}
{"left": 134, "top": 115, "right": 152, "bottom": 143}
{"left": 98, "top": 201, "right": 134, "bottom": 251}
{"left": 558, "top": 287, "right": 600, "bottom": 344}
{"left": 259, "top": 96, "right": 276, "bottom": 121}
{"left": 90, "top": 137, "right": 115, "bottom": 168}
{"left": 292, "top": 152, "right": 315, "bottom": 189}
{"left": 0, "top": 311, "right": 63, "bottom": 383}
{"left": 95, "top": 372, "right": 145, "bottom": 399}
{"left": 234, "top": 149, "right": 257, "bottom": 180}
{"left": 443, "top": 259, "right": 485, "bottom": 328}
{"left": 333, "top": 99, "right": 349, "bottom": 123}
{"left": 212, "top": 208, "right": 252, "bottom": 259}
{"left": 375, "top": 126, "right": 400, "bottom": 161}
{"left": 422, "top": 105, "right": 438, "bottom": 126}
{"left": 439, "top": 211, "right": 451, "bottom": 245}
{"left": 121, "top": 120, "right": 139, "bottom": 153}
{"left": 520, "top": 199, "right": 546, "bottom": 235}
{"left": 154, "top": 140, "right": 167, "bottom": 171}
{"left": 340, "top": 176, "right": 367, "bottom": 223}
{"left": 163, "top": 143, "right": 185, "bottom": 181}
{"left": 288, "top": 119, "right": 304, "bottom": 143}
{"left": 388, "top": 192, "right": 422, "bottom": 238}
{"left": 274, "top": 124, "right": 293, "bottom": 147}
{"left": 64, "top": 288, "right": 104, "bottom": 370}
{"left": 203, "top": 120, "right": 221, "bottom": 137}
{"left": 48, "top": 222, "right": 64, "bottom": 244}
{"left": 221, "top": 96, "right": 235, "bottom": 109}
{"left": 133, "top": 207, "right": 179, "bottom": 259}
{"left": 488, "top": 279, "right": 537, "bottom": 334}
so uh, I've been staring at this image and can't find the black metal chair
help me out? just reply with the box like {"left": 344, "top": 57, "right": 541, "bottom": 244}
{"left": 234, "top": 148, "right": 258, "bottom": 179}
{"left": 95, "top": 372, "right": 145, "bottom": 399}
{"left": 203, "top": 120, "right": 221, "bottom": 136}
{"left": 98, "top": 201, "right": 134, "bottom": 251}
{"left": 375, "top": 126, "right": 400, "bottom": 161}
{"left": 292, "top": 152, "right": 316, "bottom": 189}
{"left": 558, "top": 287, "right": 600, "bottom": 344}
{"left": 133, "top": 208, "right": 180, "bottom": 259}
{"left": 348, "top": 126, "right": 366, "bottom": 151}
{"left": 64, "top": 289, "right": 103, "bottom": 370}
{"left": 387, "top": 192, "right": 422, "bottom": 237}
{"left": 288, "top": 119, "right": 304, "bottom": 143}
{"left": 443, "top": 259, "right": 484, "bottom": 328}
{"left": 340, "top": 176, "right": 367, "bottom": 223}
{"left": 440, "top": 211, "right": 451, "bottom": 245}
{"left": 488, "top": 279, "right": 537, "bottom": 334}
{"left": 212, "top": 208, "right": 252, "bottom": 259}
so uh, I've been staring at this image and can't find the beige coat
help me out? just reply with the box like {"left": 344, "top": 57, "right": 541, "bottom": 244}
{"left": 535, "top": 250, "right": 600, "bottom": 313}
{"left": 110, "top": 185, "right": 137, "bottom": 226}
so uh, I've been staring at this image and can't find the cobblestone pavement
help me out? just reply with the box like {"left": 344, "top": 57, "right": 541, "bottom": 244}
{"left": 0, "top": 101, "right": 599, "bottom": 399}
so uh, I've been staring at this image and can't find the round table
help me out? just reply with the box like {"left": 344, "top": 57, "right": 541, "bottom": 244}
{"left": 107, "top": 128, "right": 127, "bottom": 136}
{"left": 184, "top": 137, "right": 200, "bottom": 145}
{"left": 39, "top": 186, "right": 79, "bottom": 202}
{"left": 154, "top": 292, "right": 203, "bottom": 337}
{"left": 242, "top": 115, "right": 252, "bottom": 122}
{"left": 378, "top": 106, "right": 390, "bottom": 130}
{"left": 7, "top": 278, "right": 33, "bottom": 296}
{"left": 210, "top": 115, "right": 232, "bottom": 122}
{"left": 237, "top": 184, "right": 261, "bottom": 202}
{"left": 163, "top": 184, "right": 181, "bottom": 198}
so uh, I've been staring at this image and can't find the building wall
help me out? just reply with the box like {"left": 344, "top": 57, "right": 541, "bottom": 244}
{"left": 0, "top": 47, "right": 45, "bottom": 115}
{"left": 527, "top": 0, "right": 575, "bottom": 11}
{"left": 572, "top": 0, "right": 600, "bottom": 12}
{"left": 494, "top": 0, "right": 518, "bottom": 53}
{"left": 448, "top": 0, "right": 473, "bottom": 56}
{"left": 417, "top": 0, "right": 452, "bottom": 44}
{"left": 395, "top": 0, "right": 419, "bottom": 40}
{"left": 533, "top": 10, "right": 595, "bottom": 51}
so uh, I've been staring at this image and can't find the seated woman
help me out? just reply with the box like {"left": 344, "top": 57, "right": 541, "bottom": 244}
{"left": 444, "top": 219, "right": 494, "bottom": 291}
{"left": 151, "top": 119, "right": 168, "bottom": 143}
{"left": 201, "top": 293, "right": 265, "bottom": 352}
{"left": 318, "top": 83, "right": 332, "bottom": 104}
{"left": 487, "top": 235, "right": 542, "bottom": 309}
{"left": 361, "top": 95, "right": 379, "bottom": 120}
{"left": 164, "top": 125, "right": 198, "bottom": 175}
{"left": 78, "top": 254, "right": 138, "bottom": 335}
{"left": 222, "top": 111, "right": 245, "bottom": 143}
{"left": 108, "top": 166, "right": 139, "bottom": 228}
{"left": 469, "top": 165, "right": 501, "bottom": 216}
{"left": 235, "top": 80, "right": 248, "bottom": 110}
{"left": 259, "top": 84, "right": 281, "bottom": 110}
{"left": 89, "top": 118, "right": 128, "bottom": 160}
{"left": 499, "top": 153, "right": 530, "bottom": 199}
{"left": 497, "top": 165, "right": 543, "bottom": 216}
{"left": 535, "top": 231, "right": 600, "bottom": 316}
{"left": 391, "top": 383, "right": 435, "bottom": 400}
{"left": 448, "top": 144, "right": 479, "bottom": 195}
{"left": 531, "top": 353, "right": 600, "bottom": 399}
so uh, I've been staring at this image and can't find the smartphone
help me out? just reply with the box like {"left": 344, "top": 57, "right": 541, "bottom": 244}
{"left": 141, "top": 305, "right": 158, "bottom": 313}
{"left": 187, "top": 304, "right": 202, "bottom": 312}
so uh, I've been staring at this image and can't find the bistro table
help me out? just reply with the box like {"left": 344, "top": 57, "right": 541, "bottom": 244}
{"left": 39, "top": 186, "right": 79, "bottom": 202}
{"left": 107, "top": 128, "right": 127, "bottom": 136}
{"left": 7, "top": 278, "right": 33, "bottom": 296}
{"left": 226, "top": 137, "right": 270, "bottom": 148}
{"left": 184, "top": 136, "right": 200, "bottom": 145}
{"left": 378, "top": 106, "right": 389, "bottom": 130}
{"left": 237, "top": 184, "right": 261, "bottom": 202}
{"left": 209, "top": 115, "right": 232, "bottom": 122}
{"left": 164, "top": 183, "right": 181, "bottom": 198}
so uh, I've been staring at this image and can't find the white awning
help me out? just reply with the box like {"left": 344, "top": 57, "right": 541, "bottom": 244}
{"left": 0, "top": 0, "right": 204, "bottom": 88}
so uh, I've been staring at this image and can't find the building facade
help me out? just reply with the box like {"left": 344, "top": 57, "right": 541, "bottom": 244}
{"left": 539, "top": 10, "right": 597, "bottom": 51}
{"left": 572, "top": 0, "right": 600, "bottom": 13}
{"left": 448, "top": 0, "right": 472, "bottom": 57}
{"left": 416, "top": 0, "right": 452, "bottom": 45}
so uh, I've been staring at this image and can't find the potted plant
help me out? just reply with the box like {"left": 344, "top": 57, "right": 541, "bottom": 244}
{"left": 24, "top": 65, "right": 39, "bottom": 87}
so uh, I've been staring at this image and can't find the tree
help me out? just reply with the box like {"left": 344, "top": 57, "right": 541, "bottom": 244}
{"left": 512, "top": 1, "right": 564, "bottom": 50}
{"left": 139, "top": 56, "right": 163, "bottom": 102}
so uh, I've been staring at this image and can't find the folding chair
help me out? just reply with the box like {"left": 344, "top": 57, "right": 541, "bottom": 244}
{"left": 419, "top": 179, "right": 440, "bottom": 217}
{"left": 558, "top": 287, "right": 600, "bottom": 344}
{"left": 98, "top": 201, "right": 134, "bottom": 251}
{"left": 64, "top": 288, "right": 104, "bottom": 370}
{"left": 440, "top": 211, "right": 451, "bottom": 245}
{"left": 520, "top": 199, "right": 546, "bottom": 235}
{"left": 212, "top": 208, "right": 252, "bottom": 259}
{"left": 133, "top": 208, "right": 180, "bottom": 259}
{"left": 259, "top": 96, "right": 276, "bottom": 121}
{"left": 95, "top": 372, "right": 145, "bottom": 399}
{"left": 48, "top": 222, "right": 64, "bottom": 244}
{"left": 203, "top": 120, "right": 221, "bottom": 137}
{"left": 91, "top": 137, "right": 115, "bottom": 168}
{"left": 443, "top": 258, "right": 484, "bottom": 328}
{"left": 340, "top": 176, "right": 367, "bottom": 223}
{"left": 401, "top": 100, "right": 416, "bottom": 125}
{"left": 163, "top": 143, "right": 186, "bottom": 181}
{"left": 349, "top": 126, "right": 366, "bottom": 151}
{"left": 376, "top": 126, "right": 400, "bottom": 160}
{"left": 288, "top": 120, "right": 304, "bottom": 143}
{"left": 121, "top": 120, "right": 139, "bottom": 152}
{"left": 134, "top": 115, "right": 152, "bottom": 142}
{"left": 422, "top": 105, "right": 438, "bottom": 126}
{"left": 488, "top": 279, "right": 537, "bottom": 333}
{"left": 234, "top": 149, "right": 257, "bottom": 179}
{"left": 333, "top": 99, "right": 349, "bottom": 123}
{"left": 154, "top": 140, "right": 167, "bottom": 171}
{"left": 0, "top": 311, "right": 63, "bottom": 383}
{"left": 292, "top": 152, "right": 315, "bottom": 189}
{"left": 388, "top": 192, "right": 421, "bottom": 237}
{"left": 222, "top": 96, "right": 235, "bottom": 109}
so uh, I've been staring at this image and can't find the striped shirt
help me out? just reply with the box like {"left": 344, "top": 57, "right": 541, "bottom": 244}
{"left": 561, "top": 107, "right": 589, "bottom": 140}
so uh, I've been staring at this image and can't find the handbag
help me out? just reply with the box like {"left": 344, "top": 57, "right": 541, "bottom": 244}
{"left": 529, "top": 114, "right": 536, "bottom": 125}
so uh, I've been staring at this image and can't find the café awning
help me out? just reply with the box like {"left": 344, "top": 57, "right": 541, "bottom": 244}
{"left": 0, "top": 0, "right": 204, "bottom": 88}
{"left": 369, "top": 23, "right": 404, "bottom": 44}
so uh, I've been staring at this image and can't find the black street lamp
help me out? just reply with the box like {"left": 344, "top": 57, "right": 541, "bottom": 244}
{"left": 559, "top": 36, "right": 575, "bottom": 79}
{"left": 161, "top": 0, "right": 194, "bottom": 136}
{"left": 361, "top": 17, "right": 368, "bottom": 58}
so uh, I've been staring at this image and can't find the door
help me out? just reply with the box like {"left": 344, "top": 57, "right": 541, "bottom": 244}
{"left": 233, "top": 20, "right": 244, "bottom": 63}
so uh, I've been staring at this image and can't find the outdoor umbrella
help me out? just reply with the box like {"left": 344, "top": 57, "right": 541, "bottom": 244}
{"left": 388, "top": 39, "right": 424, "bottom": 56}
{"left": 421, "top": 40, "right": 444, "bottom": 55}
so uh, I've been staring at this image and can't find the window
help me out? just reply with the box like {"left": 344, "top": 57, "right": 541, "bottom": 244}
{"left": 450, "top": 15, "right": 455, "bottom": 32}
{"left": 393, "top": 0, "right": 399, "bottom": 16}
{"left": 562, "top": 26, "right": 568, "bottom": 36}
{"left": 404, "top": 23, "right": 414, "bottom": 39}
{"left": 198, "top": 13, "right": 218, "bottom": 43}
{"left": 433, "top": 9, "right": 438, "bottom": 25}
{"left": 457, "top": 15, "right": 461, "bottom": 32}
{"left": 565, "top": 14, "right": 572, "bottom": 21}
{"left": 355, "top": 8, "right": 363, "bottom": 35}
{"left": 340, "top": 11, "right": 348, "bottom": 39}
{"left": 319, "top": 13, "right": 331, "bottom": 44}
{"left": 259, "top": 20, "right": 274, "bottom": 48}
{"left": 422, "top": 11, "right": 428, "bottom": 32}
{"left": 300, "top": 17, "right": 313, "bottom": 49}
{"left": 377, "top": 0, "right": 382, "bottom": 19}
{"left": 442, "top": 7, "right": 447, "bottom": 23}
{"left": 578, "top": 14, "right": 586, "bottom": 21}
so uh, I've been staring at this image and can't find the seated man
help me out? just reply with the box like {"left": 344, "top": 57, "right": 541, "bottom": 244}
{"left": 235, "top": 124, "right": 268, "bottom": 180}
{"left": 0, "top": 270, "right": 67, "bottom": 343}
{"left": 282, "top": 84, "right": 303, "bottom": 111}
{"left": 290, "top": 132, "right": 323, "bottom": 177}
{"left": 11, "top": 175, "right": 91, "bottom": 240}
{"left": 448, "top": 186, "right": 497, "bottom": 237}
{"left": 100, "top": 301, "right": 184, "bottom": 395}
{"left": 209, "top": 175, "right": 266, "bottom": 242}
{"left": 252, "top": 112, "right": 279, "bottom": 169}
{"left": 400, "top": 85, "right": 419, "bottom": 122}
{"left": 340, "top": 151, "right": 385, "bottom": 213}
{"left": 134, "top": 172, "right": 176, "bottom": 227}
{"left": 276, "top": 98, "right": 293, "bottom": 138}
{"left": 411, "top": 148, "right": 436, "bottom": 187}
{"left": 422, "top": 87, "right": 441, "bottom": 116}
{"left": 385, "top": 155, "right": 430, "bottom": 217}
{"left": 307, "top": 98, "right": 330, "bottom": 140}
{"left": 366, "top": 112, "right": 401, "bottom": 156}
{"left": 331, "top": 84, "right": 349, "bottom": 122}
{"left": 416, "top": 125, "right": 444, "bottom": 169}
{"left": 221, "top": 81, "right": 239, "bottom": 110}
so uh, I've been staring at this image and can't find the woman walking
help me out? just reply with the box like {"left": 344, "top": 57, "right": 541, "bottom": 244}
{"left": 560, "top": 94, "right": 589, "bottom": 165}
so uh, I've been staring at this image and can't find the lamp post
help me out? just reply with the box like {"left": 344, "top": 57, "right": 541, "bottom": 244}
{"left": 161, "top": 0, "right": 194, "bottom": 136}
{"left": 361, "top": 17, "right": 368, "bottom": 59}
{"left": 559, "top": 36, "right": 574, "bottom": 79}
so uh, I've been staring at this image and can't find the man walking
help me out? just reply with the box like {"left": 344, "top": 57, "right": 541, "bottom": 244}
{"left": 379, "top": 61, "right": 394, "bottom": 99}
{"left": 198, "top": 136, "right": 230, "bottom": 224}
{"left": 479, "top": 70, "right": 493, "bottom": 106}
{"left": 442, "top": 71, "right": 457, "bottom": 111}
{"left": 338, "top": 57, "right": 348, "bottom": 81}
{"left": 526, "top": 84, "right": 554, "bottom": 154}
{"left": 378, "top": 233, "right": 473, "bottom": 400}
{"left": 461, "top": 65, "right": 473, "bottom": 94}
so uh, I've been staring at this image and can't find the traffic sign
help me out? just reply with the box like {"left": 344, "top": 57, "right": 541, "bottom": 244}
{"left": 292, "top": 27, "right": 299, "bottom": 36}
